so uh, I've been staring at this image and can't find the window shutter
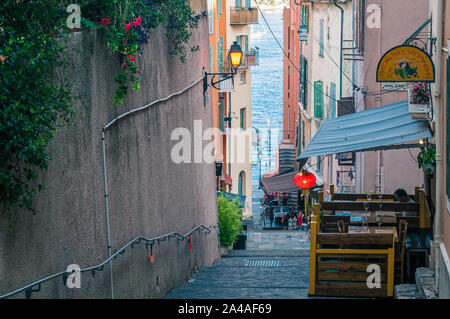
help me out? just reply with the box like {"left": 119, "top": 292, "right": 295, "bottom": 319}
{"left": 304, "top": 58, "right": 308, "bottom": 110}
{"left": 299, "top": 55, "right": 304, "bottom": 103}
{"left": 245, "top": 35, "right": 249, "bottom": 53}
{"left": 208, "top": 0, "right": 213, "bottom": 34}
{"left": 305, "top": 6, "right": 309, "bottom": 31}
{"left": 218, "top": 36, "right": 224, "bottom": 74}
{"left": 218, "top": 0, "right": 222, "bottom": 17}
{"left": 302, "top": 120, "right": 305, "bottom": 149}
{"left": 245, "top": 0, "right": 251, "bottom": 8}
{"left": 319, "top": 19, "right": 324, "bottom": 56}
{"left": 314, "top": 81, "right": 323, "bottom": 119}
{"left": 238, "top": 173, "right": 243, "bottom": 195}
{"left": 330, "top": 82, "right": 336, "bottom": 118}
{"left": 219, "top": 98, "right": 225, "bottom": 132}
{"left": 240, "top": 108, "right": 246, "bottom": 129}
{"left": 235, "top": 0, "right": 240, "bottom": 8}
{"left": 236, "top": 35, "right": 242, "bottom": 48}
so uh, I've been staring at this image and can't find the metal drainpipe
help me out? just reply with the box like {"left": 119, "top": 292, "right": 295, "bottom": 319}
{"left": 333, "top": 0, "right": 344, "bottom": 99}
{"left": 432, "top": 0, "right": 444, "bottom": 292}
{"left": 101, "top": 129, "right": 115, "bottom": 299}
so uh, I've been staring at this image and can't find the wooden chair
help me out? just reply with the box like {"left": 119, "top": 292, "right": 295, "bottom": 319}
{"left": 395, "top": 220, "right": 408, "bottom": 284}
{"left": 337, "top": 220, "right": 348, "bottom": 233}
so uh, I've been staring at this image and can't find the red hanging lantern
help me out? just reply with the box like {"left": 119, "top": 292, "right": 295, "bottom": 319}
{"left": 294, "top": 170, "right": 317, "bottom": 189}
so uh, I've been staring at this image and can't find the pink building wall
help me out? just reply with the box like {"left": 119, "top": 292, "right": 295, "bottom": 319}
{"left": 362, "top": 0, "right": 429, "bottom": 194}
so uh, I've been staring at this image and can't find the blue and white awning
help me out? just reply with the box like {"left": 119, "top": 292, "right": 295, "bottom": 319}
{"left": 298, "top": 100, "right": 432, "bottom": 165}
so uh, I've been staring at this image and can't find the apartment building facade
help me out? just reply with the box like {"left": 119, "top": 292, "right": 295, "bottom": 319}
{"left": 208, "top": 0, "right": 259, "bottom": 217}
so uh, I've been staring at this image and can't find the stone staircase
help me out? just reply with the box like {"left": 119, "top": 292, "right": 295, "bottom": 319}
{"left": 394, "top": 267, "right": 438, "bottom": 299}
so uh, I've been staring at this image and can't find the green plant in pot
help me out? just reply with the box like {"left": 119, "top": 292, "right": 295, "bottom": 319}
{"left": 217, "top": 195, "right": 243, "bottom": 248}
{"left": 417, "top": 147, "right": 436, "bottom": 175}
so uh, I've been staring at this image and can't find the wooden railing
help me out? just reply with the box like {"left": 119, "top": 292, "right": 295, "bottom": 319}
{"left": 309, "top": 207, "right": 396, "bottom": 298}
{"left": 322, "top": 184, "right": 431, "bottom": 230}
{"left": 328, "top": 185, "right": 423, "bottom": 202}
{"left": 230, "top": 7, "right": 258, "bottom": 25}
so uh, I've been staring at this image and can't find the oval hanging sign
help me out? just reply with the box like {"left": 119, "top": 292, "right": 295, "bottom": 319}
{"left": 376, "top": 45, "right": 435, "bottom": 82}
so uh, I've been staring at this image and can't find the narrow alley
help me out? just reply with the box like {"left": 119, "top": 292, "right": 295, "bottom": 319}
{"left": 165, "top": 216, "right": 311, "bottom": 299}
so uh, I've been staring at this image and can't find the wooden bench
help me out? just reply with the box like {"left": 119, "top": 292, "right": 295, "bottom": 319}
{"left": 327, "top": 185, "right": 422, "bottom": 202}
{"left": 320, "top": 215, "right": 351, "bottom": 233}
{"left": 309, "top": 212, "right": 396, "bottom": 298}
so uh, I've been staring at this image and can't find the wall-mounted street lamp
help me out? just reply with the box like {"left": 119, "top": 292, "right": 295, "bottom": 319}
{"left": 203, "top": 41, "right": 243, "bottom": 102}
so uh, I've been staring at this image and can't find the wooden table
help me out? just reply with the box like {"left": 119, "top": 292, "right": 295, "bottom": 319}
{"left": 349, "top": 226, "right": 398, "bottom": 242}
{"left": 350, "top": 212, "right": 397, "bottom": 225}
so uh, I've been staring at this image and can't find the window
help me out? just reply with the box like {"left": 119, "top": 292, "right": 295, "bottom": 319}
{"left": 240, "top": 107, "right": 246, "bottom": 129}
{"left": 208, "top": 0, "right": 213, "bottom": 34}
{"left": 236, "top": 35, "right": 249, "bottom": 53}
{"left": 330, "top": 82, "right": 336, "bottom": 118}
{"left": 219, "top": 96, "right": 225, "bottom": 132}
{"left": 299, "top": 55, "right": 308, "bottom": 109}
{"left": 217, "top": 0, "right": 222, "bottom": 18}
{"left": 240, "top": 71, "right": 246, "bottom": 84}
{"left": 319, "top": 19, "right": 324, "bottom": 57}
{"left": 218, "top": 36, "right": 224, "bottom": 75}
{"left": 238, "top": 171, "right": 246, "bottom": 195}
{"left": 314, "top": 81, "right": 324, "bottom": 119}
{"left": 300, "top": 5, "right": 309, "bottom": 31}
{"left": 302, "top": 119, "right": 305, "bottom": 149}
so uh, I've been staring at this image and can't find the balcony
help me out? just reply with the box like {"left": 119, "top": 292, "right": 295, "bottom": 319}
{"left": 230, "top": 7, "right": 258, "bottom": 25}
{"left": 239, "top": 48, "right": 259, "bottom": 68}
{"left": 218, "top": 77, "right": 235, "bottom": 92}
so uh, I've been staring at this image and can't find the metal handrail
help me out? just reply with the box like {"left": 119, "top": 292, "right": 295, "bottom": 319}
{"left": 0, "top": 223, "right": 219, "bottom": 299}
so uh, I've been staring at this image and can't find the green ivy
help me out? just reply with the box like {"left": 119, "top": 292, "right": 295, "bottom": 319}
{"left": 0, "top": 1, "right": 74, "bottom": 213}
{"left": 0, "top": 0, "right": 199, "bottom": 213}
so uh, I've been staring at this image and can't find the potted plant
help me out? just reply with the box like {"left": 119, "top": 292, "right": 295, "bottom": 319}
{"left": 217, "top": 195, "right": 244, "bottom": 256}
{"left": 417, "top": 147, "right": 436, "bottom": 175}
{"left": 408, "top": 82, "right": 431, "bottom": 120}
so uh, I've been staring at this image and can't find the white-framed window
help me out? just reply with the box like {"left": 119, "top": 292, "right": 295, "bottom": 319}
{"left": 240, "top": 71, "right": 246, "bottom": 84}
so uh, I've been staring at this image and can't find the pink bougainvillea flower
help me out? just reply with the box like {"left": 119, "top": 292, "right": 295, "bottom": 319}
{"left": 122, "top": 62, "right": 127, "bottom": 68}
{"left": 137, "top": 70, "right": 142, "bottom": 74}
{"left": 125, "top": 22, "right": 132, "bottom": 31}
{"left": 133, "top": 16, "right": 142, "bottom": 27}
{"left": 128, "top": 55, "right": 136, "bottom": 62}
{"left": 102, "top": 18, "right": 111, "bottom": 26}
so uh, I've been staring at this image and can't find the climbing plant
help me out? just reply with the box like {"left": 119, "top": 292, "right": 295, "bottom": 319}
{"left": 0, "top": 0, "right": 199, "bottom": 212}
{"left": 77, "top": 0, "right": 199, "bottom": 104}
{"left": 0, "top": 1, "right": 74, "bottom": 213}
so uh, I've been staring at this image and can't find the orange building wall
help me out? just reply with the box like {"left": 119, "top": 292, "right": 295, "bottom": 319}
{"left": 283, "top": 0, "right": 300, "bottom": 148}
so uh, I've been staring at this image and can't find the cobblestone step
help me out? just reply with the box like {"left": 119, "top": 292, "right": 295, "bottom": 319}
{"left": 164, "top": 256, "right": 310, "bottom": 299}
{"left": 227, "top": 249, "right": 309, "bottom": 257}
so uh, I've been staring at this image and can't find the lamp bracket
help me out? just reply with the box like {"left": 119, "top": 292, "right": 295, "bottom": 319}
{"left": 202, "top": 69, "right": 237, "bottom": 104}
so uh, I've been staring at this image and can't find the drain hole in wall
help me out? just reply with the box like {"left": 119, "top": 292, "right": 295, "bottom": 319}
{"left": 156, "top": 275, "right": 159, "bottom": 288}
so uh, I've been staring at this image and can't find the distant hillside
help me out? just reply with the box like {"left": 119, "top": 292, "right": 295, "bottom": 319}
{"left": 256, "top": 0, "right": 288, "bottom": 6}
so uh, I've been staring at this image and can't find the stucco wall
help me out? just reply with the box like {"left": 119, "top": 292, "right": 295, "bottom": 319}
{"left": 360, "top": 0, "right": 428, "bottom": 195}
{"left": 0, "top": 2, "right": 219, "bottom": 299}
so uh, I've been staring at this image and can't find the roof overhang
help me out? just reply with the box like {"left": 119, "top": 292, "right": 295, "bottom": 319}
{"left": 297, "top": 100, "right": 432, "bottom": 167}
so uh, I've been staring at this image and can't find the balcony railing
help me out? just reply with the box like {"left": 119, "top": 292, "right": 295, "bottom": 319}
{"left": 239, "top": 48, "right": 260, "bottom": 68}
{"left": 218, "top": 77, "right": 235, "bottom": 92}
{"left": 230, "top": 7, "right": 259, "bottom": 25}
